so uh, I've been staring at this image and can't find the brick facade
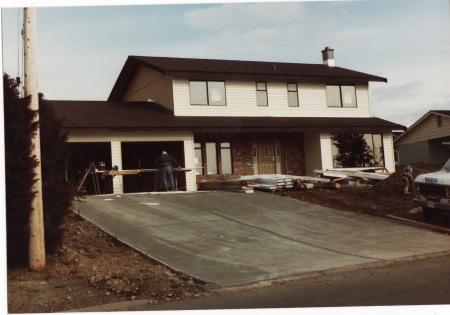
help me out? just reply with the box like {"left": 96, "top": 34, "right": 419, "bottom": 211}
{"left": 230, "top": 135, "right": 255, "bottom": 176}
{"left": 280, "top": 133, "right": 305, "bottom": 176}
{"left": 194, "top": 133, "right": 305, "bottom": 182}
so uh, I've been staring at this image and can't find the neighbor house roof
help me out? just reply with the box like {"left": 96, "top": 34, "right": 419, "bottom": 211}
{"left": 394, "top": 110, "right": 450, "bottom": 143}
{"left": 108, "top": 56, "right": 388, "bottom": 101}
{"left": 49, "top": 100, "right": 405, "bottom": 134}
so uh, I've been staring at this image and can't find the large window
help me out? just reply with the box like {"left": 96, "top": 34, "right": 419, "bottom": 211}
{"left": 287, "top": 83, "right": 299, "bottom": 107}
{"left": 256, "top": 82, "right": 268, "bottom": 106}
{"left": 326, "top": 85, "right": 357, "bottom": 108}
{"left": 194, "top": 141, "right": 233, "bottom": 176}
{"left": 205, "top": 142, "right": 218, "bottom": 175}
{"left": 189, "top": 81, "right": 226, "bottom": 106}
{"left": 331, "top": 133, "right": 384, "bottom": 168}
{"left": 220, "top": 142, "right": 232, "bottom": 175}
{"left": 194, "top": 143, "right": 203, "bottom": 175}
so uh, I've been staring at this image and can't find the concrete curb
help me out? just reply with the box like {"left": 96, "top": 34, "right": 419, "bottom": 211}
{"left": 65, "top": 299, "right": 153, "bottom": 313}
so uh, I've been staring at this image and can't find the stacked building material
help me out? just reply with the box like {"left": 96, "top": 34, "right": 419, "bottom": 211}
{"left": 313, "top": 168, "right": 391, "bottom": 182}
{"left": 199, "top": 173, "right": 342, "bottom": 193}
{"left": 238, "top": 175, "right": 295, "bottom": 191}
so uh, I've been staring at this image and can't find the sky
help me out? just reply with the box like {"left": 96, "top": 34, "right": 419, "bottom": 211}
{"left": 1, "top": 0, "right": 450, "bottom": 128}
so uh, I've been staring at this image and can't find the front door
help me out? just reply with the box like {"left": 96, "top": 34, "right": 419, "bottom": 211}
{"left": 257, "top": 142, "right": 276, "bottom": 174}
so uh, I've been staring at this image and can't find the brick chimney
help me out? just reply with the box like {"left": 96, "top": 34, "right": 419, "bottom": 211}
{"left": 321, "top": 46, "right": 335, "bottom": 67}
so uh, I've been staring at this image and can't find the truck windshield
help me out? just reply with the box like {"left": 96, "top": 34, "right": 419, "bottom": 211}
{"left": 443, "top": 158, "right": 450, "bottom": 172}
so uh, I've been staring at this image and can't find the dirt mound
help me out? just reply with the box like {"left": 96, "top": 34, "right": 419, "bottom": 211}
{"left": 7, "top": 212, "right": 209, "bottom": 313}
{"left": 372, "top": 172, "right": 407, "bottom": 196}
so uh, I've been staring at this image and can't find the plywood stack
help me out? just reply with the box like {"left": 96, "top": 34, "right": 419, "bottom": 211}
{"left": 236, "top": 175, "right": 296, "bottom": 191}
{"left": 313, "top": 168, "right": 391, "bottom": 183}
{"left": 198, "top": 173, "right": 343, "bottom": 193}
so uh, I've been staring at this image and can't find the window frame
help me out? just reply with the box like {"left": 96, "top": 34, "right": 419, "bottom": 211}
{"left": 331, "top": 133, "right": 385, "bottom": 168}
{"left": 195, "top": 141, "right": 234, "bottom": 176}
{"left": 205, "top": 142, "right": 218, "bottom": 175}
{"left": 194, "top": 142, "right": 204, "bottom": 175}
{"left": 189, "top": 80, "right": 227, "bottom": 106}
{"left": 220, "top": 142, "right": 232, "bottom": 175}
{"left": 287, "top": 82, "right": 299, "bottom": 107}
{"left": 326, "top": 85, "right": 357, "bottom": 108}
{"left": 256, "top": 81, "right": 268, "bottom": 106}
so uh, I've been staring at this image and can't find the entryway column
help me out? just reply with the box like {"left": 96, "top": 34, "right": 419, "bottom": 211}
{"left": 111, "top": 141, "right": 123, "bottom": 194}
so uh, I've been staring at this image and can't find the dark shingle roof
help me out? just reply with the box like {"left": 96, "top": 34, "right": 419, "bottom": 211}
{"left": 132, "top": 56, "right": 387, "bottom": 80}
{"left": 108, "top": 56, "right": 387, "bottom": 101}
{"left": 48, "top": 100, "right": 405, "bottom": 133}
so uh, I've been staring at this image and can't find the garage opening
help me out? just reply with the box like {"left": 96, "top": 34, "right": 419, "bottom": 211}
{"left": 68, "top": 142, "right": 113, "bottom": 195}
{"left": 121, "top": 141, "right": 185, "bottom": 193}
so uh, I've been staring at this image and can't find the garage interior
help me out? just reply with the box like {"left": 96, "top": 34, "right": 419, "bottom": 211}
{"left": 68, "top": 141, "right": 185, "bottom": 195}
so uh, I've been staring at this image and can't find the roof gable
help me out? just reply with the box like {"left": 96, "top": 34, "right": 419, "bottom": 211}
{"left": 394, "top": 110, "right": 450, "bottom": 144}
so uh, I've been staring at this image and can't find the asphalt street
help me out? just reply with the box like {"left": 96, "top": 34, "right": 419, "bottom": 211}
{"left": 132, "top": 252, "right": 450, "bottom": 310}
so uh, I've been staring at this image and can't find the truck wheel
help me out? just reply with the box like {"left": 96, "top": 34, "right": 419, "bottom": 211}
{"left": 422, "top": 207, "right": 438, "bottom": 220}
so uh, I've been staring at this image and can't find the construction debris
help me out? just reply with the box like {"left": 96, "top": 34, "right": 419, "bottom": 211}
{"left": 314, "top": 168, "right": 391, "bottom": 182}
{"left": 198, "top": 168, "right": 391, "bottom": 193}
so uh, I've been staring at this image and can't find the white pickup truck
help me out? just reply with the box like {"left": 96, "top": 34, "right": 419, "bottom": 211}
{"left": 413, "top": 158, "right": 450, "bottom": 219}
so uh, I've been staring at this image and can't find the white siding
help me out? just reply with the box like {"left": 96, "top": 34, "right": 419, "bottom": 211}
{"left": 183, "top": 135, "right": 197, "bottom": 192}
{"left": 67, "top": 130, "right": 197, "bottom": 192}
{"left": 173, "top": 78, "right": 371, "bottom": 118}
{"left": 303, "top": 132, "right": 323, "bottom": 176}
{"left": 395, "top": 114, "right": 450, "bottom": 145}
{"left": 320, "top": 133, "right": 334, "bottom": 171}
{"left": 382, "top": 132, "right": 396, "bottom": 172}
{"left": 110, "top": 141, "right": 123, "bottom": 194}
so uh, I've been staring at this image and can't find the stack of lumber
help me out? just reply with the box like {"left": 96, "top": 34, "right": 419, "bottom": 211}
{"left": 198, "top": 169, "right": 391, "bottom": 193}
{"left": 238, "top": 174, "right": 296, "bottom": 190}
{"left": 313, "top": 168, "right": 391, "bottom": 183}
{"left": 199, "top": 174, "right": 339, "bottom": 192}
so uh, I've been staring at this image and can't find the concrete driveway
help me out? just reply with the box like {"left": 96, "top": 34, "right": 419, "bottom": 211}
{"left": 73, "top": 191, "right": 450, "bottom": 288}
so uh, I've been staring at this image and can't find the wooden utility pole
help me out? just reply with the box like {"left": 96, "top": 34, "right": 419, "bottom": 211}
{"left": 24, "top": 7, "right": 46, "bottom": 271}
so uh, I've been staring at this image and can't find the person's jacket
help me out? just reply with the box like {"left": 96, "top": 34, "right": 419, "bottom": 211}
{"left": 155, "top": 153, "right": 179, "bottom": 168}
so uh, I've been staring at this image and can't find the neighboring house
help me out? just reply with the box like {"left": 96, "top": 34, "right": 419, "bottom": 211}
{"left": 394, "top": 110, "right": 450, "bottom": 166}
{"left": 50, "top": 47, "right": 404, "bottom": 195}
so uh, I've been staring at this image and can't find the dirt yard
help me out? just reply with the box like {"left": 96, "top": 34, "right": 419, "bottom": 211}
{"left": 282, "top": 169, "right": 450, "bottom": 229}
{"left": 7, "top": 169, "right": 450, "bottom": 313}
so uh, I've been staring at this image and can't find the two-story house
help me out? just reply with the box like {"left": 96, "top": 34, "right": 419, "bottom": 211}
{"left": 50, "top": 47, "right": 404, "bottom": 194}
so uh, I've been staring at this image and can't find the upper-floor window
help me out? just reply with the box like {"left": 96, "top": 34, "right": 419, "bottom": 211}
{"left": 287, "top": 83, "right": 299, "bottom": 107}
{"left": 189, "top": 81, "right": 226, "bottom": 106}
{"left": 256, "top": 82, "right": 268, "bottom": 106}
{"left": 326, "top": 85, "right": 357, "bottom": 108}
{"left": 437, "top": 116, "right": 443, "bottom": 127}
